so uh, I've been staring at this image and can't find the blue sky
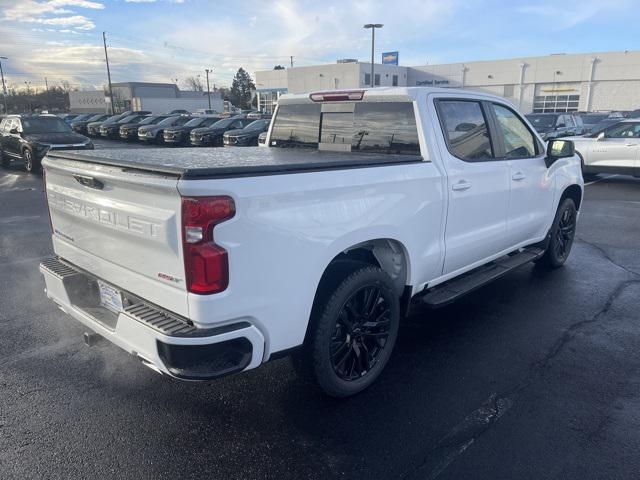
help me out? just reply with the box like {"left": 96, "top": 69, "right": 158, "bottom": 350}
{"left": 1, "top": 0, "right": 640, "bottom": 91}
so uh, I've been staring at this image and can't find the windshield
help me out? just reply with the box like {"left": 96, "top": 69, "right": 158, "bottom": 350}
{"left": 243, "top": 119, "right": 270, "bottom": 131}
{"left": 184, "top": 117, "right": 214, "bottom": 127}
{"left": 525, "top": 114, "right": 557, "bottom": 128}
{"left": 140, "top": 115, "right": 168, "bottom": 125}
{"left": 102, "top": 115, "right": 121, "bottom": 124}
{"left": 156, "top": 116, "right": 184, "bottom": 127}
{"left": 210, "top": 117, "right": 240, "bottom": 129}
{"left": 69, "top": 114, "right": 88, "bottom": 121}
{"left": 117, "top": 115, "right": 142, "bottom": 124}
{"left": 86, "top": 114, "right": 106, "bottom": 122}
{"left": 21, "top": 117, "right": 72, "bottom": 134}
{"left": 581, "top": 114, "right": 608, "bottom": 125}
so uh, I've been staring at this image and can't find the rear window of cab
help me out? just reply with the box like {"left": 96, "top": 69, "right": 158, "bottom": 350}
{"left": 270, "top": 102, "right": 420, "bottom": 155}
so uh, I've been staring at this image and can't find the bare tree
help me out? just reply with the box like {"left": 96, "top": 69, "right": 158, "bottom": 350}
{"left": 183, "top": 76, "right": 204, "bottom": 92}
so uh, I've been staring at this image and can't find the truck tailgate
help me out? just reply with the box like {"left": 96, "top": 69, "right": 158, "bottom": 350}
{"left": 43, "top": 156, "right": 188, "bottom": 316}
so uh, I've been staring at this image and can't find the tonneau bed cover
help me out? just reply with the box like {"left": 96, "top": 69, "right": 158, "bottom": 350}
{"left": 45, "top": 147, "right": 423, "bottom": 179}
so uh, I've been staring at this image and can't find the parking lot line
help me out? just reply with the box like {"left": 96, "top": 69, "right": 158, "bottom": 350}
{"left": 584, "top": 174, "right": 618, "bottom": 186}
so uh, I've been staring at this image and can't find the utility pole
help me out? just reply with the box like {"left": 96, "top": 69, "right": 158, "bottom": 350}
{"left": 103, "top": 31, "right": 115, "bottom": 114}
{"left": 290, "top": 56, "right": 294, "bottom": 68}
{"left": 363, "top": 24, "right": 383, "bottom": 87}
{"left": 205, "top": 68, "right": 212, "bottom": 109}
{"left": 0, "top": 56, "right": 7, "bottom": 114}
{"left": 44, "top": 77, "right": 49, "bottom": 90}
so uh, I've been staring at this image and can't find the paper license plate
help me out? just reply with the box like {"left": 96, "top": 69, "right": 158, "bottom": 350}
{"left": 98, "top": 280, "right": 123, "bottom": 314}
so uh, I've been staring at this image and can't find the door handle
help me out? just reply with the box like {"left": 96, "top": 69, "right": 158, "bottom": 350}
{"left": 512, "top": 172, "right": 526, "bottom": 181}
{"left": 452, "top": 180, "right": 471, "bottom": 191}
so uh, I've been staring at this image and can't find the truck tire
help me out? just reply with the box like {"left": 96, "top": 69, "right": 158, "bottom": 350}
{"left": 23, "top": 148, "right": 40, "bottom": 173}
{"left": 298, "top": 264, "right": 400, "bottom": 397}
{"left": 537, "top": 198, "right": 577, "bottom": 269}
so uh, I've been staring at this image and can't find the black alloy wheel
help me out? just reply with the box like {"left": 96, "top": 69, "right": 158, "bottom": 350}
{"left": 537, "top": 198, "right": 577, "bottom": 268}
{"left": 297, "top": 264, "right": 400, "bottom": 397}
{"left": 553, "top": 202, "right": 577, "bottom": 262}
{"left": 330, "top": 285, "right": 392, "bottom": 381}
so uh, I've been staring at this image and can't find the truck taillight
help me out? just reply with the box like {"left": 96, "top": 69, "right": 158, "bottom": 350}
{"left": 181, "top": 196, "right": 235, "bottom": 295}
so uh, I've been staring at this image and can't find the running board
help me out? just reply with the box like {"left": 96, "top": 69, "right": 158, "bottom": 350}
{"left": 418, "top": 247, "right": 545, "bottom": 308}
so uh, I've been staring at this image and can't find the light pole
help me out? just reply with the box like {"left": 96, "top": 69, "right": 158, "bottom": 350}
{"left": 205, "top": 68, "right": 212, "bottom": 109}
{"left": 0, "top": 56, "right": 7, "bottom": 114}
{"left": 363, "top": 23, "right": 383, "bottom": 87}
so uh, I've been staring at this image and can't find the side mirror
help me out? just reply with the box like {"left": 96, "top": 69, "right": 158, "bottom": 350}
{"left": 596, "top": 131, "right": 606, "bottom": 141}
{"left": 9, "top": 127, "right": 18, "bottom": 134}
{"left": 545, "top": 139, "right": 575, "bottom": 167}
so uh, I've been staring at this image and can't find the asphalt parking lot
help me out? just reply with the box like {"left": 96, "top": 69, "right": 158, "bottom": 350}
{"left": 1, "top": 160, "right": 639, "bottom": 479}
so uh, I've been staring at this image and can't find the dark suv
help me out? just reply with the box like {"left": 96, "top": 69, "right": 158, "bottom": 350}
{"left": 137, "top": 115, "right": 194, "bottom": 144}
{"left": 0, "top": 114, "right": 93, "bottom": 173}
{"left": 99, "top": 114, "right": 148, "bottom": 139}
{"left": 223, "top": 119, "right": 271, "bottom": 146}
{"left": 162, "top": 115, "right": 222, "bottom": 146}
{"left": 119, "top": 114, "right": 174, "bottom": 141}
{"left": 71, "top": 113, "right": 110, "bottom": 135}
{"left": 86, "top": 110, "right": 151, "bottom": 136}
{"left": 189, "top": 116, "right": 254, "bottom": 147}
{"left": 525, "top": 113, "right": 584, "bottom": 140}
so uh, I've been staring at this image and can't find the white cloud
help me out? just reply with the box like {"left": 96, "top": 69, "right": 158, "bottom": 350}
{"left": 2, "top": 0, "right": 103, "bottom": 31}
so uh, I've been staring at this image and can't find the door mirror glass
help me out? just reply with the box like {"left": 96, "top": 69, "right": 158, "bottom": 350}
{"left": 596, "top": 131, "right": 606, "bottom": 141}
{"left": 546, "top": 139, "right": 575, "bottom": 167}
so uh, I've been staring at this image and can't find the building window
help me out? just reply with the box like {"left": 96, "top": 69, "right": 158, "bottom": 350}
{"left": 533, "top": 94, "right": 579, "bottom": 113}
{"left": 392, "top": 75, "right": 398, "bottom": 86}
{"left": 258, "top": 90, "right": 284, "bottom": 114}
{"left": 374, "top": 74, "right": 380, "bottom": 86}
{"left": 364, "top": 73, "right": 371, "bottom": 86}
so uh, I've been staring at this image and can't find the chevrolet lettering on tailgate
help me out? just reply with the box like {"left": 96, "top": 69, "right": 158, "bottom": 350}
{"left": 47, "top": 191, "right": 163, "bottom": 238}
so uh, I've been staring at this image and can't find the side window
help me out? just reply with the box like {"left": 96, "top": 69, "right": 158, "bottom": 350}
{"left": 556, "top": 116, "right": 566, "bottom": 127}
{"left": 0, "top": 119, "right": 6, "bottom": 132}
{"left": 492, "top": 104, "right": 537, "bottom": 159}
{"left": 565, "top": 115, "right": 575, "bottom": 128}
{"left": 605, "top": 123, "right": 639, "bottom": 138}
{"left": 436, "top": 100, "right": 494, "bottom": 162}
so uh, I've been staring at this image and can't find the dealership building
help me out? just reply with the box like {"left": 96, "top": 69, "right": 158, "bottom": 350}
{"left": 255, "top": 50, "right": 640, "bottom": 114}
{"left": 69, "top": 82, "right": 223, "bottom": 114}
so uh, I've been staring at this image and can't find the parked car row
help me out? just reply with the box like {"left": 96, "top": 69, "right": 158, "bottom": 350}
{"left": 79, "top": 111, "right": 272, "bottom": 147}
{"left": 0, "top": 110, "right": 273, "bottom": 173}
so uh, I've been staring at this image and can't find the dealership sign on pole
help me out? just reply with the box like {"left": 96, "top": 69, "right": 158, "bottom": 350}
{"left": 382, "top": 51, "right": 399, "bottom": 65}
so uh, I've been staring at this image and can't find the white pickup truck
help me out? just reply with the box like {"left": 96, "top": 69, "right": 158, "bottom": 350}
{"left": 40, "top": 87, "right": 583, "bottom": 397}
